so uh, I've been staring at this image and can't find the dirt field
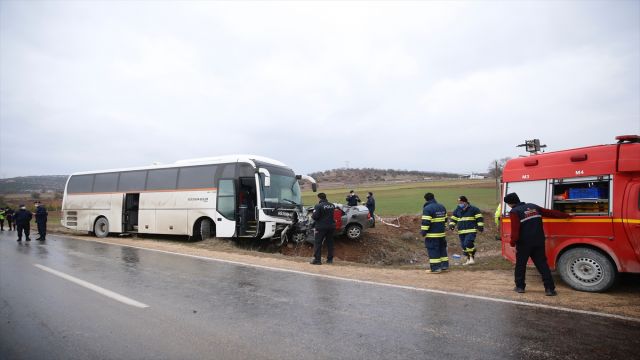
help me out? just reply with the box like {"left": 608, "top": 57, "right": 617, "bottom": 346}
{"left": 46, "top": 213, "right": 640, "bottom": 321}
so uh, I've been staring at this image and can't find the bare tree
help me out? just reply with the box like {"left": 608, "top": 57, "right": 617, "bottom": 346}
{"left": 487, "top": 157, "right": 511, "bottom": 179}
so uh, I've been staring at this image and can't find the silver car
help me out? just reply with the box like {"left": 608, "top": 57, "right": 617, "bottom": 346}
{"left": 294, "top": 203, "right": 373, "bottom": 243}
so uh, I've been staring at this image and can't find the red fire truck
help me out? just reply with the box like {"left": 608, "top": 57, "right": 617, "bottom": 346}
{"left": 500, "top": 135, "right": 640, "bottom": 292}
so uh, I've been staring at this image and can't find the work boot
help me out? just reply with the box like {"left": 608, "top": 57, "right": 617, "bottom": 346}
{"left": 425, "top": 269, "right": 442, "bottom": 274}
{"left": 514, "top": 287, "right": 525, "bottom": 293}
{"left": 545, "top": 289, "right": 558, "bottom": 296}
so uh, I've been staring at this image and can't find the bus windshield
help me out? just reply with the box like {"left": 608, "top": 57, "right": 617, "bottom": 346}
{"left": 259, "top": 168, "right": 301, "bottom": 208}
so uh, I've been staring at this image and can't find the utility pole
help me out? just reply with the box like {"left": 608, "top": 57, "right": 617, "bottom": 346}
{"left": 495, "top": 160, "right": 500, "bottom": 203}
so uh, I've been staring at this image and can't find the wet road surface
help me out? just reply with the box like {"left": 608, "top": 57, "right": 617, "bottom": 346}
{"left": 1, "top": 232, "right": 639, "bottom": 359}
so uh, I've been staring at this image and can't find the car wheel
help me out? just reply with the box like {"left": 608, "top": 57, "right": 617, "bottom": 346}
{"left": 557, "top": 247, "right": 616, "bottom": 292}
{"left": 94, "top": 217, "right": 109, "bottom": 238}
{"left": 292, "top": 232, "right": 307, "bottom": 243}
{"left": 345, "top": 224, "right": 362, "bottom": 240}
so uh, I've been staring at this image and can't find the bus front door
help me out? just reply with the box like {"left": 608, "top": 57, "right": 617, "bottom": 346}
{"left": 123, "top": 193, "right": 140, "bottom": 232}
{"left": 238, "top": 177, "right": 258, "bottom": 237}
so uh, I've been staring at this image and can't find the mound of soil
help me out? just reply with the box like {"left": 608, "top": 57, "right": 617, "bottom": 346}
{"left": 280, "top": 213, "right": 504, "bottom": 268}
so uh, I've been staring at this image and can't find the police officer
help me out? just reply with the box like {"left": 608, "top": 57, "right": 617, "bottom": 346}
{"left": 0, "top": 207, "right": 5, "bottom": 231}
{"left": 345, "top": 190, "right": 361, "bottom": 206}
{"left": 421, "top": 193, "right": 449, "bottom": 273}
{"left": 504, "top": 192, "right": 571, "bottom": 296}
{"left": 34, "top": 201, "right": 48, "bottom": 241}
{"left": 14, "top": 204, "right": 33, "bottom": 242}
{"left": 365, "top": 192, "right": 375, "bottom": 227}
{"left": 311, "top": 192, "right": 336, "bottom": 265}
{"left": 5, "top": 207, "right": 15, "bottom": 231}
{"left": 448, "top": 195, "right": 484, "bottom": 265}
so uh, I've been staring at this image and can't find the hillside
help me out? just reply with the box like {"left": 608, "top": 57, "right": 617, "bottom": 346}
{"left": 307, "top": 168, "right": 465, "bottom": 189}
{"left": 0, "top": 175, "right": 67, "bottom": 194}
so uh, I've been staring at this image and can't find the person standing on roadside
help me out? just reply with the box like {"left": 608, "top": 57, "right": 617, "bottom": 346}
{"left": 448, "top": 196, "right": 484, "bottom": 265}
{"left": 5, "top": 207, "right": 15, "bottom": 231}
{"left": 34, "top": 201, "right": 48, "bottom": 241}
{"left": 311, "top": 192, "right": 336, "bottom": 265}
{"left": 0, "top": 207, "right": 5, "bottom": 231}
{"left": 420, "top": 192, "right": 449, "bottom": 273}
{"left": 345, "top": 190, "right": 361, "bottom": 206}
{"left": 504, "top": 192, "right": 572, "bottom": 296}
{"left": 365, "top": 192, "right": 376, "bottom": 227}
{"left": 15, "top": 205, "right": 33, "bottom": 242}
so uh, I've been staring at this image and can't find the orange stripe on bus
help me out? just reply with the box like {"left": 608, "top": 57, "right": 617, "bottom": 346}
{"left": 67, "top": 188, "right": 218, "bottom": 195}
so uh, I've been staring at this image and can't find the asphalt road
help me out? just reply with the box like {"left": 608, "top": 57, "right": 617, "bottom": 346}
{"left": 1, "top": 231, "right": 639, "bottom": 360}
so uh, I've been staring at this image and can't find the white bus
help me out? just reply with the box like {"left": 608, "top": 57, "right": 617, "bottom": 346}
{"left": 61, "top": 155, "right": 317, "bottom": 242}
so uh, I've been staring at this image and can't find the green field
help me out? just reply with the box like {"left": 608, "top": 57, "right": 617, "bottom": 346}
{"left": 302, "top": 180, "right": 498, "bottom": 216}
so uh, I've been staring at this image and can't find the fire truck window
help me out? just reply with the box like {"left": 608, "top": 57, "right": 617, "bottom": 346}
{"left": 504, "top": 180, "right": 546, "bottom": 215}
{"left": 551, "top": 177, "right": 610, "bottom": 216}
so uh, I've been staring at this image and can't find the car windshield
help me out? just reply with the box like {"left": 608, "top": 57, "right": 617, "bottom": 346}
{"left": 259, "top": 167, "right": 301, "bottom": 208}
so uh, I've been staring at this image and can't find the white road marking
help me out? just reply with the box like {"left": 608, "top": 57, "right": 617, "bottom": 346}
{"left": 84, "top": 238, "right": 640, "bottom": 323}
{"left": 34, "top": 264, "right": 149, "bottom": 309}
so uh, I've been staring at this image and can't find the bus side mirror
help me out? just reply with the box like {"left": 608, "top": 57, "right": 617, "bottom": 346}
{"left": 259, "top": 168, "right": 271, "bottom": 187}
{"left": 299, "top": 174, "right": 318, "bottom": 192}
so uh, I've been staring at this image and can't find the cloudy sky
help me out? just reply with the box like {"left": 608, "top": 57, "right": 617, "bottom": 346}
{"left": 1, "top": 0, "right": 638, "bottom": 178}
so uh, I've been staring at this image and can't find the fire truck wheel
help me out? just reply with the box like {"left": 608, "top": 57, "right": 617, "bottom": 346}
{"left": 557, "top": 247, "right": 616, "bottom": 292}
{"left": 345, "top": 224, "right": 362, "bottom": 240}
{"left": 94, "top": 217, "right": 109, "bottom": 238}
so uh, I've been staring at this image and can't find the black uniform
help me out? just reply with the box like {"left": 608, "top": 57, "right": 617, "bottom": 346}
{"left": 346, "top": 193, "right": 360, "bottom": 206}
{"left": 509, "top": 202, "right": 570, "bottom": 292}
{"left": 311, "top": 199, "right": 336, "bottom": 264}
{"left": 35, "top": 205, "right": 48, "bottom": 240}
{"left": 365, "top": 195, "right": 375, "bottom": 226}
{"left": 5, "top": 208, "right": 15, "bottom": 231}
{"left": 14, "top": 208, "right": 33, "bottom": 241}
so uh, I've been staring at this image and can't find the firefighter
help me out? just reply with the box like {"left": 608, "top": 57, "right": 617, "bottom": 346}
{"left": 448, "top": 195, "right": 484, "bottom": 265}
{"left": 420, "top": 192, "right": 449, "bottom": 273}
{"left": 14, "top": 205, "right": 33, "bottom": 242}
{"left": 504, "top": 192, "right": 571, "bottom": 296}
{"left": 310, "top": 192, "right": 336, "bottom": 265}
{"left": 345, "top": 190, "right": 361, "bottom": 206}
{"left": 494, "top": 203, "right": 502, "bottom": 241}
{"left": 34, "top": 201, "right": 48, "bottom": 241}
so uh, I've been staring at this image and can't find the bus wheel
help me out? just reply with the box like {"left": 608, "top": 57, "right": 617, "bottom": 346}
{"left": 192, "top": 218, "right": 213, "bottom": 241}
{"left": 557, "top": 248, "right": 616, "bottom": 292}
{"left": 345, "top": 224, "right": 362, "bottom": 240}
{"left": 94, "top": 217, "right": 109, "bottom": 238}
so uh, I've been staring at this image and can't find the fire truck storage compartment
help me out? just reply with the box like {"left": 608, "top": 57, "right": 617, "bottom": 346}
{"left": 551, "top": 176, "right": 611, "bottom": 216}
